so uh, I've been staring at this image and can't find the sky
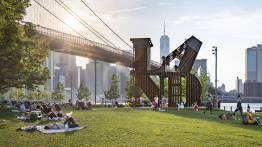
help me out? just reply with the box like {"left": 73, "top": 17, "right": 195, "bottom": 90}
{"left": 76, "top": 0, "right": 262, "bottom": 92}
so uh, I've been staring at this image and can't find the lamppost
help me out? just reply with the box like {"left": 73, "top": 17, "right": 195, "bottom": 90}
{"left": 91, "top": 57, "right": 99, "bottom": 105}
{"left": 212, "top": 46, "right": 217, "bottom": 107}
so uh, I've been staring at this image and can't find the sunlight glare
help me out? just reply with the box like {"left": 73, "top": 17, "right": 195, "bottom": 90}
{"left": 65, "top": 16, "right": 79, "bottom": 30}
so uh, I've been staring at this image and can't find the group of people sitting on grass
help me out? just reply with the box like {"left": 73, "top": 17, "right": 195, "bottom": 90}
{"left": 40, "top": 104, "right": 65, "bottom": 119}
{"left": 16, "top": 101, "right": 38, "bottom": 112}
{"left": 74, "top": 100, "right": 92, "bottom": 110}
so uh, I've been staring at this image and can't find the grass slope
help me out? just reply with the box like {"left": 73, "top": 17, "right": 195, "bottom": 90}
{"left": 0, "top": 107, "right": 262, "bottom": 147}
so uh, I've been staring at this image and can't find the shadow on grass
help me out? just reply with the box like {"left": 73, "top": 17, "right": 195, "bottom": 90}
{"left": 164, "top": 108, "right": 262, "bottom": 132}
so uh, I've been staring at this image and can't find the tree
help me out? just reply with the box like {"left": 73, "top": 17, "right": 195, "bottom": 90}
{"left": 181, "top": 68, "right": 198, "bottom": 101}
{"left": 123, "top": 74, "right": 147, "bottom": 101}
{"left": 11, "top": 88, "right": 25, "bottom": 102}
{"left": 150, "top": 76, "right": 168, "bottom": 99}
{"left": 76, "top": 81, "right": 92, "bottom": 103}
{"left": 33, "top": 86, "right": 43, "bottom": 102}
{"left": 104, "top": 73, "right": 120, "bottom": 100}
{"left": 53, "top": 82, "right": 66, "bottom": 102}
{"left": 42, "top": 84, "right": 52, "bottom": 102}
{"left": 198, "top": 72, "right": 210, "bottom": 100}
{"left": 0, "top": 1, "right": 50, "bottom": 91}
{"left": 25, "top": 90, "right": 35, "bottom": 101}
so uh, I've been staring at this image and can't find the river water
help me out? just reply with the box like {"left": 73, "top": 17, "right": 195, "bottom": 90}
{"left": 220, "top": 103, "right": 262, "bottom": 113}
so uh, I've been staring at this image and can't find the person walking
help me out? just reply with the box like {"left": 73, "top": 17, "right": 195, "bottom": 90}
{"left": 203, "top": 95, "right": 213, "bottom": 114}
{"left": 233, "top": 95, "right": 243, "bottom": 116}
{"left": 212, "top": 96, "right": 216, "bottom": 108}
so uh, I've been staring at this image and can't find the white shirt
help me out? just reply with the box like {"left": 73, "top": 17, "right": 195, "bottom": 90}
{"left": 205, "top": 97, "right": 212, "bottom": 102}
{"left": 236, "top": 97, "right": 242, "bottom": 103}
{"left": 155, "top": 97, "right": 159, "bottom": 103}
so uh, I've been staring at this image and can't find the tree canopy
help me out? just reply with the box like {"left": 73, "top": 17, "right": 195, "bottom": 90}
{"left": 76, "top": 81, "right": 92, "bottom": 103}
{"left": 53, "top": 82, "right": 66, "bottom": 102}
{"left": 0, "top": 0, "right": 50, "bottom": 92}
{"left": 104, "top": 73, "right": 120, "bottom": 100}
{"left": 124, "top": 74, "right": 147, "bottom": 101}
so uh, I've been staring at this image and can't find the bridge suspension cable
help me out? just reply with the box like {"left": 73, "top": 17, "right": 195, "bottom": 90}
{"left": 81, "top": 0, "right": 133, "bottom": 50}
{"left": 33, "top": 0, "right": 94, "bottom": 45}
{"left": 55, "top": 0, "right": 118, "bottom": 49}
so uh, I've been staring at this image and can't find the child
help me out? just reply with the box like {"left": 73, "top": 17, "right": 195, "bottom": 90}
{"left": 193, "top": 102, "right": 199, "bottom": 111}
{"left": 178, "top": 102, "right": 184, "bottom": 111}
{"left": 127, "top": 101, "right": 130, "bottom": 108}
{"left": 161, "top": 98, "right": 165, "bottom": 111}
{"left": 152, "top": 101, "right": 156, "bottom": 111}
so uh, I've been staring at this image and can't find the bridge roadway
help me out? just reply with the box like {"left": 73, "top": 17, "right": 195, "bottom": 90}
{"left": 31, "top": 22, "right": 174, "bottom": 71}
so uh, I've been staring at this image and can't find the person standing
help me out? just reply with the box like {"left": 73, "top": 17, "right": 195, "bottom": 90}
{"left": 101, "top": 98, "right": 104, "bottom": 108}
{"left": 132, "top": 94, "right": 135, "bottom": 108}
{"left": 197, "top": 98, "right": 201, "bottom": 107}
{"left": 247, "top": 104, "right": 250, "bottom": 112}
{"left": 203, "top": 95, "right": 213, "bottom": 114}
{"left": 233, "top": 95, "right": 243, "bottom": 116}
{"left": 161, "top": 97, "right": 165, "bottom": 111}
{"left": 154, "top": 95, "right": 159, "bottom": 107}
{"left": 212, "top": 96, "right": 216, "bottom": 108}
{"left": 217, "top": 101, "right": 221, "bottom": 109}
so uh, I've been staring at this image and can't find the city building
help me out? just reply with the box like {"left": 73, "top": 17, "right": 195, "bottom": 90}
{"left": 160, "top": 20, "right": 170, "bottom": 65}
{"left": 235, "top": 77, "right": 244, "bottom": 94}
{"left": 218, "top": 83, "right": 226, "bottom": 94}
{"left": 245, "top": 44, "right": 262, "bottom": 82}
{"left": 244, "top": 82, "right": 262, "bottom": 97}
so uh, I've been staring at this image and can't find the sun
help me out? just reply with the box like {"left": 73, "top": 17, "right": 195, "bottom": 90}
{"left": 65, "top": 16, "right": 79, "bottom": 30}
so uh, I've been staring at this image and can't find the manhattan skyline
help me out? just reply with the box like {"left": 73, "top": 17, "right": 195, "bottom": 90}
{"left": 74, "top": 0, "right": 262, "bottom": 92}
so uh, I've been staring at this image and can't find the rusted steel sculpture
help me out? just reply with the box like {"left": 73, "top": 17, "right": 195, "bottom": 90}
{"left": 130, "top": 36, "right": 202, "bottom": 107}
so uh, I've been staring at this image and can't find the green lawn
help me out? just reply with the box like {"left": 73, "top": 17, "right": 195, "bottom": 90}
{"left": 0, "top": 107, "right": 262, "bottom": 147}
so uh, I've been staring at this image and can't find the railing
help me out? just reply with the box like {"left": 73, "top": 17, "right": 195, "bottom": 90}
{"left": 217, "top": 96, "right": 262, "bottom": 103}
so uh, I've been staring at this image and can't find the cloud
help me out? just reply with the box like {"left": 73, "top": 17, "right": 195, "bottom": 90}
{"left": 173, "top": 16, "right": 200, "bottom": 24}
{"left": 159, "top": 2, "right": 173, "bottom": 6}
{"left": 110, "top": 7, "right": 147, "bottom": 13}
{"left": 195, "top": 8, "right": 262, "bottom": 34}
{"left": 173, "top": 20, "right": 184, "bottom": 24}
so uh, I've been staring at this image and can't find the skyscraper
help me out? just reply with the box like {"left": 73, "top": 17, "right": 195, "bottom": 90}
{"left": 235, "top": 77, "right": 244, "bottom": 94}
{"left": 160, "top": 20, "right": 170, "bottom": 65}
{"left": 245, "top": 44, "right": 262, "bottom": 82}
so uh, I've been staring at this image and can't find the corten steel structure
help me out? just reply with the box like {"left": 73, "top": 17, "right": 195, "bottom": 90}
{"left": 131, "top": 36, "right": 202, "bottom": 107}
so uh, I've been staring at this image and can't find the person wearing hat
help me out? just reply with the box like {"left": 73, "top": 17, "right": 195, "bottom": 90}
{"left": 203, "top": 94, "right": 213, "bottom": 114}
{"left": 247, "top": 109, "right": 262, "bottom": 125}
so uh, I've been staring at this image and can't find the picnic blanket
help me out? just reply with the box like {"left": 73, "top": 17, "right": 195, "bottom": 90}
{"left": 19, "top": 125, "right": 84, "bottom": 133}
{"left": 37, "top": 125, "right": 84, "bottom": 133}
{"left": 16, "top": 116, "right": 65, "bottom": 120}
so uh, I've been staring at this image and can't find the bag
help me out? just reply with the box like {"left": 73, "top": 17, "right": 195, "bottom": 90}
{"left": 242, "top": 113, "right": 248, "bottom": 124}
{"left": 151, "top": 105, "right": 154, "bottom": 108}
{"left": 25, "top": 112, "right": 31, "bottom": 120}
{"left": 30, "top": 114, "right": 38, "bottom": 120}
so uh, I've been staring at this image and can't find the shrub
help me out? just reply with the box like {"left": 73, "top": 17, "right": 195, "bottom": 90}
{"left": 2, "top": 100, "right": 8, "bottom": 105}
{"left": 11, "top": 101, "right": 17, "bottom": 105}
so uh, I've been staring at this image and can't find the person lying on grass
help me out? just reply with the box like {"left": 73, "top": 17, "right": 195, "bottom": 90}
{"left": 216, "top": 113, "right": 236, "bottom": 120}
{"left": 44, "top": 117, "right": 87, "bottom": 129}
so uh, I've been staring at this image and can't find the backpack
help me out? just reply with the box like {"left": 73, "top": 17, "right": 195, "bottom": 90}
{"left": 242, "top": 113, "right": 248, "bottom": 125}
